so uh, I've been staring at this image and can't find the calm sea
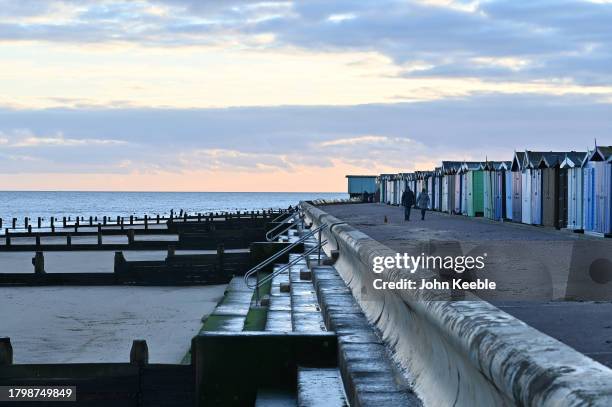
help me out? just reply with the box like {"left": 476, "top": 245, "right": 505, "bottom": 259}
{"left": 0, "top": 191, "right": 346, "bottom": 227}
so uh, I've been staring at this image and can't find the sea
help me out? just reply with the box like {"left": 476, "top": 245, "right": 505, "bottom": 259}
{"left": 0, "top": 191, "right": 347, "bottom": 227}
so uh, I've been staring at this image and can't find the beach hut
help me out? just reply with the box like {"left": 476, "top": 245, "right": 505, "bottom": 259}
{"left": 462, "top": 162, "right": 484, "bottom": 217}
{"left": 583, "top": 146, "right": 612, "bottom": 236}
{"left": 460, "top": 166, "right": 469, "bottom": 215}
{"left": 504, "top": 162, "right": 513, "bottom": 220}
{"left": 519, "top": 151, "right": 544, "bottom": 225}
{"left": 387, "top": 175, "right": 395, "bottom": 205}
{"left": 511, "top": 152, "right": 525, "bottom": 222}
{"left": 454, "top": 169, "right": 462, "bottom": 214}
{"left": 434, "top": 167, "right": 443, "bottom": 211}
{"left": 392, "top": 174, "right": 402, "bottom": 205}
{"left": 442, "top": 172, "right": 449, "bottom": 213}
{"left": 526, "top": 151, "right": 544, "bottom": 225}
{"left": 426, "top": 172, "right": 435, "bottom": 210}
{"left": 560, "top": 152, "right": 588, "bottom": 231}
{"left": 375, "top": 176, "right": 382, "bottom": 203}
{"left": 379, "top": 174, "right": 392, "bottom": 204}
{"left": 441, "top": 162, "right": 462, "bottom": 214}
{"left": 483, "top": 161, "right": 510, "bottom": 221}
{"left": 538, "top": 153, "right": 565, "bottom": 228}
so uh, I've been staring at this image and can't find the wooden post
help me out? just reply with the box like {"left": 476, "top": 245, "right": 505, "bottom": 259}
{"left": 63, "top": 216, "right": 67, "bottom": 227}
{"left": 127, "top": 229, "right": 135, "bottom": 245}
{"left": 184, "top": 212, "right": 187, "bottom": 222}
{"left": 27, "top": 225, "right": 32, "bottom": 234}
{"left": 50, "top": 217, "right": 55, "bottom": 229}
{"left": 66, "top": 234, "right": 72, "bottom": 247}
{"left": 144, "top": 215, "right": 148, "bottom": 230}
{"left": 89, "top": 216, "right": 93, "bottom": 226}
{"left": 217, "top": 243, "right": 225, "bottom": 275}
{"left": 0, "top": 218, "right": 2, "bottom": 229}
{"left": 167, "top": 245, "right": 175, "bottom": 258}
{"left": 37, "top": 217, "right": 41, "bottom": 228}
{"left": 156, "top": 214, "right": 160, "bottom": 224}
{"left": 32, "top": 251, "right": 45, "bottom": 274}
{"left": 97, "top": 231, "right": 102, "bottom": 246}
{"left": 35, "top": 234, "right": 41, "bottom": 246}
{"left": 5, "top": 229, "right": 10, "bottom": 246}
{"left": 170, "top": 209, "right": 174, "bottom": 219}
{"left": 103, "top": 216, "right": 107, "bottom": 225}
{"left": 114, "top": 251, "right": 126, "bottom": 272}
{"left": 0, "top": 337, "right": 13, "bottom": 365}
{"left": 198, "top": 213, "right": 202, "bottom": 222}
{"left": 24, "top": 217, "right": 29, "bottom": 229}
{"left": 116, "top": 215, "right": 121, "bottom": 226}
{"left": 12, "top": 218, "right": 16, "bottom": 229}
{"left": 130, "top": 340, "right": 149, "bottom": 366}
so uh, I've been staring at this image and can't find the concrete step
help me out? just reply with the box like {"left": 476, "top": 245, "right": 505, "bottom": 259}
{"left": 288, "top": 257, "right": 326, "bottom": 333}
{"left": 266, "top": 264, "right": 292, "bottom": 332}
{"left": 255, "top": 388, "right": 297, "bottom": 407}
{"left": 311, "top": 265, "right": 422, "bottom": 406}
{"left": 297, "top": 367, "right": 347, "bottom": 407}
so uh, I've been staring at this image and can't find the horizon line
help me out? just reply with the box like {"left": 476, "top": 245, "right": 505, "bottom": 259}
{"left": 0, "top": 190, "right": 346, "bottom": 194}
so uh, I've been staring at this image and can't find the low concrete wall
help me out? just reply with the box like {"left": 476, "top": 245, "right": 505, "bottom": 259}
{"left": 300, "top": 201, "right": 612, "bottom": 407}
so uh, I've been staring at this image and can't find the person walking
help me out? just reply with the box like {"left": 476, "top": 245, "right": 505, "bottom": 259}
{"left": 401, "top": 186, "right": 415, "bottom": 221}
{"left": 416, "top": 188, "right": 430, "bottom": 220}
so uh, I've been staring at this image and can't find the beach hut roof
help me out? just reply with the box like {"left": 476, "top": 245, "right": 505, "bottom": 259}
{"left": 441, "top": 161, "right": 463, "bottom": 174}
{"left": 537, "top": 152, "right": 567, "bottom": 168}
{"left": 417, "top": 170, "right": 434, "bottom": 179}
{"left": 461, "top": 161, "right": 484, "bottom": 172}
{"left": 511, "top": 151, "right": 525, "bottom": 171}
{"left": 559, "top": 151, "right": 588, "bottom": 168}
{"left": 588, "top": 146, "right": 612, "bottom": 161}
{"left": 524, "top": 151, "right": 568, "bottom": 169}
{"left": 523, "top": 151, "right": 542, "bottom": 168}
{"left": 483, "top": 161, "right": 510, "bottom": 171}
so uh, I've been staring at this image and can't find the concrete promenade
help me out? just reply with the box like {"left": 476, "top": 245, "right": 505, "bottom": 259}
{"left": 321, "top": 203, "right": 612, "bottom": 368}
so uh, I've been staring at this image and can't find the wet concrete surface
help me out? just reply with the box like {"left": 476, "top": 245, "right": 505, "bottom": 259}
{"left": 322, "top": 203, "right": 612, "bottom": 368}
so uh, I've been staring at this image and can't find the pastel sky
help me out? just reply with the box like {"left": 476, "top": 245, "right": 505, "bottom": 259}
{"left": 0, "top": 0, "right": 611, "bottom": 191}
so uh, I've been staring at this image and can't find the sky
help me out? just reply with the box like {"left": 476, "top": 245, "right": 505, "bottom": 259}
{"left": 0, "top": 0, "right": 611, "bottom": 192}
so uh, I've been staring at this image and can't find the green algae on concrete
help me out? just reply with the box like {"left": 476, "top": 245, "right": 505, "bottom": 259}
{"left": 243, "top": 272, "right": 272, "bottom": 331}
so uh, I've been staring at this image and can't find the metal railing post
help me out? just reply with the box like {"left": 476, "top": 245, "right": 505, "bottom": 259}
{"left": 318, "top": 227, "right": 322, "bottom": 266}
{"left": 255, "top": 269, "right": 260, "bottom": 305}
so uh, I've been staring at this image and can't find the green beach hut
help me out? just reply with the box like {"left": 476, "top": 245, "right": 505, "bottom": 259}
{"left": 463, "top": 162, "right": 485, "bottom": 217}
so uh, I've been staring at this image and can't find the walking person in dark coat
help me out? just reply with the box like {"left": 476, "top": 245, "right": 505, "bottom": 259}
{"left": 401, "top": 187, "right": 415, "bottom": 221}
{"left": 416, "top": 188, "right": 431, "bottom": 220}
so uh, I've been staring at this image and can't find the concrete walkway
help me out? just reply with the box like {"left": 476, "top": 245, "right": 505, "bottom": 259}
{"left": 322, "top": 203, "right": 612, "bottom": 368}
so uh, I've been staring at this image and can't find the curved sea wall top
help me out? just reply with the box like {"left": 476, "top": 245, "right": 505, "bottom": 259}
{"left": 300, "top": 201, "right": 612, "bottom": 407}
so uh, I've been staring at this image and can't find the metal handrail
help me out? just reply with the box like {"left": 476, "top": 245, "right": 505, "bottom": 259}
{"left": 265, "top": 211, "right": 303, "bottom": 242}
{"left": 244, "top": 223, "right": 328, "bottom": 286}
{"left": 270, "top": 207, "right": 296, "bottom": 223}
{"left": 247, "top": 240, "right": 328, "bottom": 290}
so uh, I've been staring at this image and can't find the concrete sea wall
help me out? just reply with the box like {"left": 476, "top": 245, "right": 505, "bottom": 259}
{"left": 300, "top": 201, "right": 612, "bottom": 406}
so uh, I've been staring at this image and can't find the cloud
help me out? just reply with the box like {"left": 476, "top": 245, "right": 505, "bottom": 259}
{"left": 0, "top": 129, "right": 127, "bottom": 148}
{"left": 0, "top": 94, "right": 609, "bottom": 178}
{"left": 319, "top": 135, "right": 388, "bottom": 147}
